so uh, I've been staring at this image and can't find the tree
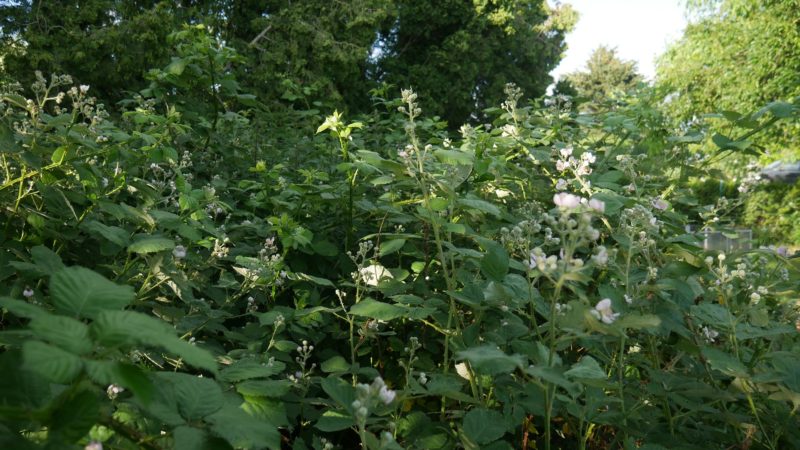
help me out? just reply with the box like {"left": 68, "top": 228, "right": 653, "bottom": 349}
{"left": 656, "top": 0, "right": 800, "bottom": 160}
{"left": 221, "top": 0, "right": 393, "bottom": 112}
{"left": 562, "top": 45, "right": 643, "bottom": 106}
{"left": 374, "top": 0, "right": 576, "bottom": 126}
{"left": 1, "top": 0, "right": 575, "bottom": 125}
{"left": 0, "top": 1, "right": 212, "bottom": 104}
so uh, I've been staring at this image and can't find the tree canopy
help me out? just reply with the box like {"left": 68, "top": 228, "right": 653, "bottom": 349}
{"left": 561, "top": 45, "right": 643, "bottom": 107}
{"left": 656, "top": 0, "right": 800, "bottom": 159}
{"left": 0, "top": 0, "right": 575, "bottom": 126}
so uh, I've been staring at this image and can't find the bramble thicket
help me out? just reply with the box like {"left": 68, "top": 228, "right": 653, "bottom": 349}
{"left": 0, "top": 1, "right": 799, "bottom": 450}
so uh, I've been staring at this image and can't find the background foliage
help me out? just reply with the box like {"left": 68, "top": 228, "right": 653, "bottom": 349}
{"left": 1, "top": 2, "right": 799, "bottom": 450}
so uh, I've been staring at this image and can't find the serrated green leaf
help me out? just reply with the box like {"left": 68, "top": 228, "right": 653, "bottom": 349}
{"left": 321, "top": 355, "right": 350, "bottom": 373}
{"left": 30, "top": 246, "right": 65, "bottom": 274}
{"left": 321, "top": 376, "right": 356, "bottom": 408}
{"left": 30, "top": 314, "right": 92, "bottom": 355}
{"left": 166, "top": 58, "right": 188, "bottom": 76}
{"left": 206, "top": 404, "right": 281, "bottom": 450}
{"left": 92, "top": 310, "right": 217, "bottom": 373}
{"left": 462, "top": 408, "right": 506, "bottom": 445}
{"left": 50, "top": 267, "right": 134, "bottom": 318}
{"left": 564, "top": 356, "right": 606, "bottom": 380}
{"left": 48, "top": 388, "right": 99, "bottom": 443}
{"left": 481, "top": 243, "right": 509, "bottom": 282}
{"left": 455, "top": 345, "right": 525, "bottom": 375}
{"left": 22, "top": 340, "right": 83, "bottom": 383}
{"left": 0, "top": 297, "right": 47, "bottom": 319}
{"left": 173, "top": 426, "right": 208, "bottom": 450}
{"left": 458, "top": 198, "right": 501, "bottom": 217}
{"left": 434, "top": 149, "right": 473, "bottom": 165}
{"left": 236, "top": 379, "right": 291, "bottom": 398}
{"left": 155, "top": 372, "right": 223, "bottom": 421}
{"left": 702, "top": 347, "right": 748, "bottom": 378}
{"left": 616, "top": 314, "right": 661, "bottom": 330}
{"left": 128, "top": 235, "right": 176, "bottom": 254}
{"left": 379, "top": 239, "right": 406, "bottom": 256}
{"left": 82, "top": 221, "right": 130, "bottom": 247}
{"left": 219, "top": 360, "right": 284, "bottom": 382}
{"left": 691, "top": 303, "right": 735, "bottom": 329}
{"left": 349, "top": 298, "right": 406, "bottom": 320}
{"left": 315, "top": 410, "right": 355, "bottom": 432}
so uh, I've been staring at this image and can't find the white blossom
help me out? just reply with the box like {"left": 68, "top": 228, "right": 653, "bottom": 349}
{"left": 553, "top": 192, "right": 582, "bottom": 209}
{"left": 591, "top": 298, "right": 620, "bottom": 324}
{"left": 588, "top": 198, "right": 605, "bottom": 213}
{"left": 651, "top": 198, "right": 669, "bottom": 211}
{"left": 358, "top": 264, "right": 393, "bottom": 286}
{"left": 172, "top": 245, "right": 187, "bottom": 259}
{"left": 378, "top": 385, "right": 396, "bottom": 405}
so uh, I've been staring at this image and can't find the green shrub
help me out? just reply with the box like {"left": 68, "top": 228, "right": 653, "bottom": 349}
{"left": 0, "top": 33, "right": 798, "bottom": 450}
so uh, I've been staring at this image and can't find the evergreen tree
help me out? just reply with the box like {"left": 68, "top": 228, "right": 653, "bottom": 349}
{"left": 563, "top": 45, "right": 643, "bottom": 106}
{"left": 375, "top": 0, "right": 576, "bottom": 126}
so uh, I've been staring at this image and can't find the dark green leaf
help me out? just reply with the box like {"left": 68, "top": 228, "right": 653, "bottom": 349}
{"left": 349, "top": 298, "right": 406, "bottom": 321}
{"left": 481, "top": 244, "right": 509, "bottom": 282}
{"left": 22, "top": 340, "right": 82, "bottom": 383}
{"left": 128, "top": 235, "right": 176, "bottom": 254}
{"left": 50, "top": 267, "right": 134, "bottom": 318}
{"left": 30, "top": 314, "right": 92, "bottom": 355}
{"left": 462, "top": 408, "right": 506, "bottom": 445}
{"left": 315, "top": 410, "right": 355, "bottom": 432}
{"left": 455, "top": 345, "right": 525, "bottom": 375}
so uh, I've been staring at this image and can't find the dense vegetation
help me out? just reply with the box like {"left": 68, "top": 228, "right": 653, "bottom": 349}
{"left": 0, "top": 1, "right": 798, "bottom": 450}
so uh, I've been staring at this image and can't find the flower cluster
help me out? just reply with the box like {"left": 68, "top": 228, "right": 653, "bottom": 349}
{"left": 352, "top": 376, "right": 397, "bottom": 423}
{"left": 555, "top": 146, "right": 596, "bottom": 178}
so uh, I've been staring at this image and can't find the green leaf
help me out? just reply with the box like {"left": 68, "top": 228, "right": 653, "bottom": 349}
{"left": 85, "top": 361, "right": 154, "bottom": 404}
{"left": 765, "top": 101, "right": 796, "bottom": 118}
{"left": 379, "top": 239, "right": 406, "bottom": 256}
{"left": 564, "top": 356, "right": 606, "bottom": 380}
{"left": 691, "top": 303, "right": 735, "bottom": 329}
{"left": 91, "top": 310, "right": 217, "bottom": 373}
{"left": 82, "top": 220, "right": 130, "bottom": 247}
{"left": 173, "top": 426, "right": 209, "bottom": 450}
{"left": 616, "top": 314, "right": 661, "bottom": 330}
{"left": 30, "top": 246, "right": 65, "bottom": 274}
{"left": 315, "top": 410, "right": 355, "bottom": 432}
{"left": 458, "top": 198, "right": 501, "bottom": 217}
{"left": 702, "top": 347, "right": 748, "bottom": 378}
{"left": 462, "top": 408, "right": 506, "bottom": 445}
{"left": 294, "top": 272, "right": 336, "bottom": 287}
{"left": 349, "top": 298, "right": 406, "bottom": 321}
{"left": 48, "top": 388, "right": 100, "bottom": 443}
{"left": 455, "top": 345, "right": 525, "bottom": 375}
{"left": 50, "top": 267, "right": 134, "bottom": 318}
{"left": 481, "top": 243, "right": 509, "bottom": 282}
{"left": 592, "top": 191, "right": 626, "bottom": 215}
{"left": 166, "top": 57, "right": 188, "bottom": 76}
{"left": 206, "top": 404, "right": 281, "bottom": 450}
{"left": 236, "top": 379, "right": 292, "bottom": 398}
{"left": 320, "top": 376, "right": 356, "bottom": 408}
{"left": 22, "top": 340, "right": 83, "bottom": 383}
{"left": 128, "top": 235, "right": 176, "bottom": 254}
{"left": 711, "top": 133, "right": 751, "bottom": 152}
{"left": 434, "top": 149, "right": 474, "bottom": 165}
{"left": 321, "top": 355, "right": 351, "bottom": 373}
{"left": 156, "top": 372, "right": 223, "bottom": 421}
{"left": 30, "top": 314, "right": 92, "bottom": 355}
{"left": 219, "top": 360, "right": 284, "bottom": 382}
{"left": 0, "top": 297, "right": 47, "bottom": 319}
{"left": 50, "top": 146, "right": 68, "bottom": 164}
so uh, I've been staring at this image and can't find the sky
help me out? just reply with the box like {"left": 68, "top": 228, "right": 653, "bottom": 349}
{"left": 550, "top": 0, "right": 689, "bottom": 82}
